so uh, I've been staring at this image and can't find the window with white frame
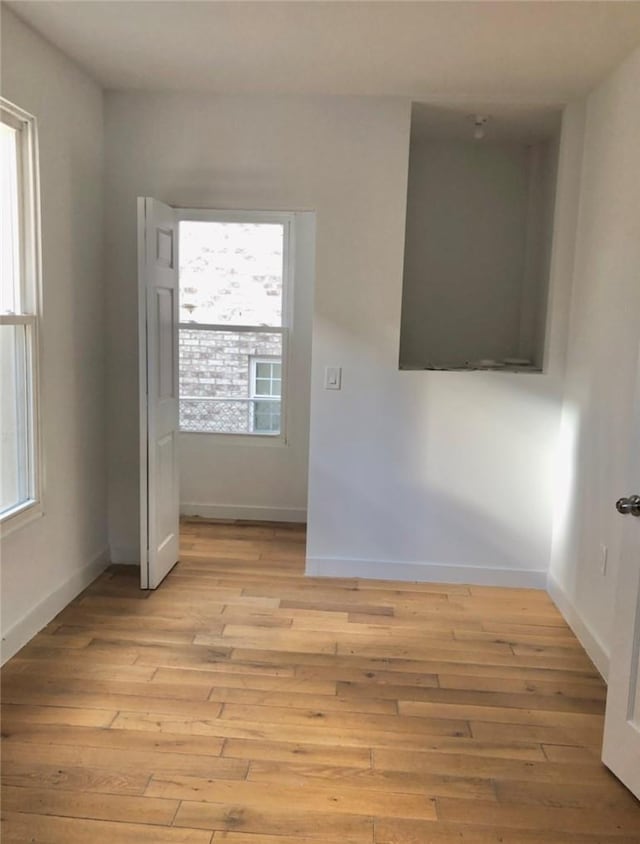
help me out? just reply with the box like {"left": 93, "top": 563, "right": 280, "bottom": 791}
{"left": 1, "top": 100, "right": 41, "bottom": 527}
{"left": 250, "top": 357, "right": 282, "bottom": 433}
{"left": 178, "top": 213, "right": 290, "bottom": 438}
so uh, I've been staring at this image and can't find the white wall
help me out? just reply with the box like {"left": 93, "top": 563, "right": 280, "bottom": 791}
{"left": 549, "top": 46, "right": 640, "bottom": 678}
{"left": 307, "top": 104, "right": 584, "bottom": 587}
{"left": 179, "top": 212, "right": 315, "bottom": 524}
{"left": 104, "top": 92, "right": 583, "bottom": 587}
{"left": 0, "top": 8, "right": 107, "bottom": 661}
{"left": 103, "top": 93, "right": 403, "bottom": 560}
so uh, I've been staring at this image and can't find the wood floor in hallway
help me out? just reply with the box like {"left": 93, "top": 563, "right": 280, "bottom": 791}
{"left": 1, "top": 519, "right": 639, "bottom": 843}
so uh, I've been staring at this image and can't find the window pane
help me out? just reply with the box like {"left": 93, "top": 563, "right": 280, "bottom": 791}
{"left": 179, "top": 329, "right": 282, "bottom": 434}
{"left": 179, "top": 221, "right": 284, "bottom": 327}
{"left": 254, "top": 400, "right": 280, "bottom": 433}
{"left": 1, "top": 120, "right": 21, "bottom": 314}
{"left": 1, "top": 324, "right": 30, "bottom": 514}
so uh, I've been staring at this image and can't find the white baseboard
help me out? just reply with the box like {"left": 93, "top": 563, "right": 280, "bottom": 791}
{"left": 547, "top": 570, "right": 609, "bottom": 680}
{"left": 180, "top": 503, "right": 307, "bottom": 524}
{"left": 306, "top": 556, "right": 547, "bottom": 589}
{"left": 109, "top": 545, "right": 140, "bottom": 564}
{"left": 0, "top": 546, "right": 110, "bottom": 665}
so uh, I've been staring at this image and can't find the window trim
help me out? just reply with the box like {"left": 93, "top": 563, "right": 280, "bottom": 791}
{"left": 1, "top": 98, "right": 43, "bottom": 534}
{"left": 177, "top": 209, "right": 294, "bottom": 445}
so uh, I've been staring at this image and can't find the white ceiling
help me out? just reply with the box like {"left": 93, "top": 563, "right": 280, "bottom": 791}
{"left": 6, "top": 0, "right": 640, "bottom": 106}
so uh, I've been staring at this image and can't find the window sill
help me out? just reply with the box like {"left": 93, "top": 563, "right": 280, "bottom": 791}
{"left": 179, "top": 431, "right": 288, "bottom": 448}
{"left": 0, "top": 499, "right": 44, "bottom": 538}
{"left": 399, "top": 364, "right": 543, "bottom": 374}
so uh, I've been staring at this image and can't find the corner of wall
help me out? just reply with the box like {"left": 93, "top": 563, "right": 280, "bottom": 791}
{"left": 546, "top": 569, "right": 609, "bottom": 680}
{"left": 0, "top": 546, "right": 110, "bottom": 665}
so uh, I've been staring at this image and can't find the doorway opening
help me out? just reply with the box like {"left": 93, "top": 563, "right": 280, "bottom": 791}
{"left": 138, "top": 199, "right": 315, "bottom": 590}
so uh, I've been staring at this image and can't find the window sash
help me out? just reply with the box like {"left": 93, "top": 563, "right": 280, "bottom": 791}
{"left": 251, "top": 358, "right": 282, "bottom": 399}
{"left": 1, "top": 317, "right": 38, "bottom": 519}
{"left": 1, "top": 99, "right": 42, "bottom": 530}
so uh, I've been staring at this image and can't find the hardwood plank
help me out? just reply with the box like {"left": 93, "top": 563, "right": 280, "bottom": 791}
{"left": 174, "top": 802, "right": 374, "bottom": 842}
{"left": 398, "top": 699, "right": 604, "bottom": 727}
{"left": 1, "top": 660, "right": 157, "bottom": 682}
{"left": 1, "top": 703, "right": 117, "bottom": 728}
{"left": 336, "top": 641, "right": 595, "bottom": 670}
{"left": 347, "top": 611, "right": 483, "bottom": 631}
{"left": 235, "top": 647, "right": 600, "bottom": 684}
{"left": 281, "top": 598, "right": 394, "bottom": 616}
{"left": 374, "top": 817, "right": 640, "bottom": 844}
{"left": 542, "top": 744, "right": 602, "bottom": 763}
{"left": 470, "top": 720, "right": 603, "bottom": 750}
{"left": 153, "top": 665, "right": 336, "bottom": 695}
{"left": 338, "top": 681, "right": 604, "bottom": 715}
{"left": 0, "top": 812, "right": 211, "bottom": 844}
{"left": 1, "top": 760, "right": 150, "bottom": 796}
{"left": 372, "top": 747, "right": 623, "bottom": 786}
{"left": 3, "top": 689, "right": 226, "bottom": 719}
{"left": 1, "top": 785, "right": 179, "bottom": 825}
{"left": 222, "top": 737, "right": 372, "bottom": 769}
{"left": 1, "top": 741, "right": 249, "bottom": 780}
{"left": 146, "top": 775, "right": 438, "bottom": 820}
{"left": 246, "top": 758, "right": 496, "bottom": 800}
{"left": 1, "top": 723, "right": 226, "bottom": 757}
{"left": 436, "top": 797, "right": 640, "bottom": 836}
{"left": 374, "top": 817, "right": 505, "bottom": 844}
{"left": 207, "top": 686, "right": 398, "bottom": 715}
{"left": 211, "top": 834, "right": 365, "bottom": 844}
{"left": 494, "top": 778, "right": 640, "bottom": 811}
{"left": 2, "top": 675, "right": 215, "bottom": 703}
{"left": 372, "top": 737, "right": 547, "bottom": 762}
{"left": 110, "top": 709, "right": 470, "bottom": 748}
{"left": 218, "top": 701, "right": 470, "bottom": 737}
{"left": 196, "top": 629, "right": 338, "bottom": 655}
{"left": 437, "top": 672, "right": 606, "bottom": 700}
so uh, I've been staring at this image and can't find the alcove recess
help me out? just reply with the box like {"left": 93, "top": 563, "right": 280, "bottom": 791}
{"left": 399, "top": 103, "right": 561, "bottom": 372}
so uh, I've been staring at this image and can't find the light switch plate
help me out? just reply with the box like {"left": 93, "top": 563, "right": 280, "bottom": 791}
{"left": 324, "top": 366, "right": 342, "bottom": 390}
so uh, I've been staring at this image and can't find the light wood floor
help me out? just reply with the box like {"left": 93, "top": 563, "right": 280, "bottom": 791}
{"left": 2, "top": 521, "right": 639, "bottom": 843}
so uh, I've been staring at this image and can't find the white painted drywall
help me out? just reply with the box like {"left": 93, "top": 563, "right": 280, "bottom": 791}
{"left": 104, "top": 92, "right": 580, "bottom": 586}
{"left": 399, "top": 138, "right": 558, "bottom": 369}
{"left": 307, "top": 102, "right": 584, "bottom": 586}
{"left": 549, "top": 46, "right": 640, "bottom": 677}
{"left": 0, "top": 8, "right": 107, "bottom": 661}
{"left": 104, "top": 93, "right": 379, "bottom": 560}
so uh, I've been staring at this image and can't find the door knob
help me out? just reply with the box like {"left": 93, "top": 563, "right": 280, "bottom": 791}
{"left": 616, "top": 495, "right": 640, "bottom": 516}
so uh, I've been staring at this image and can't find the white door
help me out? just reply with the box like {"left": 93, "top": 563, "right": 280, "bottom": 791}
{"left": 602, "top": 345, "right": 640, "bottom": 799}
{"left": 138, "top": 197, "right": 180, "bottom": 589}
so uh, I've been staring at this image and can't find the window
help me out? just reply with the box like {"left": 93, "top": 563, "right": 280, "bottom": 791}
{"left": 1, "top": 99, "right": 41, "bottom": 528}
{"left": 178, "top": 212, "right": 291, "bottom": 438}
{"left": 251, "top": 357, "right": 282, "bottom": 433}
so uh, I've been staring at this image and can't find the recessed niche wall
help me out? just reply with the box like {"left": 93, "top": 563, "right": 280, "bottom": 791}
{"left": 399, "top": 104, "right": 560, "bottom": 372}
